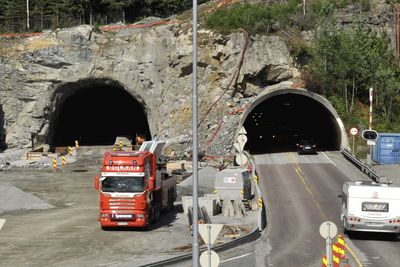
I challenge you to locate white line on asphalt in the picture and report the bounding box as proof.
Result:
[219,252,255,263]
[321,152,336,166]
[0,219,6,231]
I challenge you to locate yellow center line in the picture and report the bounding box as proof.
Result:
[286,152,364,267]
[286,152,327,220]
[345,244,364,267]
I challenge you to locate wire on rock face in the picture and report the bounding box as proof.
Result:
[180,29,249,156]
[197,28,249,129]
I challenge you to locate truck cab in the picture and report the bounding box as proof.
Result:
[94,141,176,229]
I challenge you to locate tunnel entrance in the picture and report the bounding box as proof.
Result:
[49,85,150,148]
[243,91,343,154]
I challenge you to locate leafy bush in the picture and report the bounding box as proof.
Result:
[205,1,300,34]
[307,24,400,131]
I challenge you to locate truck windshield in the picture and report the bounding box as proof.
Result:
[102,176,144,193]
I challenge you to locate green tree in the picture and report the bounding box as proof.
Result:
[101,0,135,24]
[307,24,400,130]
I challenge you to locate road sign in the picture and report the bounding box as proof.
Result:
[319,221,337,239]
[367,140,376,146]
[233,142,243,153]
[362,130,378,141]
[200,250,220,267]
[0,219,5,231]
[199,224,223,246]
[238,127,247,135]
[235,152,248,166]
[235,134,247,152]
[350,127,358,136]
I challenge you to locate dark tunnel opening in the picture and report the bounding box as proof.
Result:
[244,94,341,154]
[50,85,150,148]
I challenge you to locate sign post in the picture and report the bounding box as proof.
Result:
[199,224,223,267]
[319,221,337,267]
[349,127,358,155]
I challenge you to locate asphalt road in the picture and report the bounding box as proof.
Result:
[254,152,400,267]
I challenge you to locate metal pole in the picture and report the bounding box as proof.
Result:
[192,0,199,266]
[369,88,373,130]
[208,225,211,267]
[26,0,30,30]
[368,87,373,166]
[352,135,355,155]
[326,223,332,267]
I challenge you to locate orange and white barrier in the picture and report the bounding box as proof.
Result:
[52,158,57,171]
[322,235,350,267]
[67,146,73,156]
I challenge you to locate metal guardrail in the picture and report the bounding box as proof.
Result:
[341,148,384,183]
[139,227,261,267]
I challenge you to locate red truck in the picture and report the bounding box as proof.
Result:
[94,141,176,229]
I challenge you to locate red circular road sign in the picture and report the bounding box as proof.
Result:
[350,127,358,136]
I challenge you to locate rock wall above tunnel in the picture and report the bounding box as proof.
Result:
[0,23,298,155]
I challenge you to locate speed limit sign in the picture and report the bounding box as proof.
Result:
[350,127,358,136]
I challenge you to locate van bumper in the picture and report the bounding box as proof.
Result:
[344,220,400,233]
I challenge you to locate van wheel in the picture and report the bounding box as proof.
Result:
[342,220,348,235]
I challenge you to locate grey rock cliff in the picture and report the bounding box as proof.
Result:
[0,23,296,156]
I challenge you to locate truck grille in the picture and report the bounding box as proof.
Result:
[107,198,145,210]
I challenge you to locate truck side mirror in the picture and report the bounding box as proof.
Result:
[94,175,100,190]
[148,178,155,190]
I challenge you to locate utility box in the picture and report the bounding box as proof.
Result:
[214,168,251,201]
[372,133,400,165]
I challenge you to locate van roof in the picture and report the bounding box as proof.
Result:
[344,181,400,199]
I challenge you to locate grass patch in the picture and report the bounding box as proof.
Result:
[204,1,299,34]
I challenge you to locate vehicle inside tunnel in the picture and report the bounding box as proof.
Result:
[243,93,341,154]
[50,85,150,148]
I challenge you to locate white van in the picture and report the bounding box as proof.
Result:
[340,181,400,233]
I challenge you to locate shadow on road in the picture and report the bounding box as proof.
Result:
[347,231,400,242]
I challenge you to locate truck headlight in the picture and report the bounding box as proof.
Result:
[137,214,145,218]
[101,213,108,218]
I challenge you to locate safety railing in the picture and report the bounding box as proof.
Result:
[341,148,385,183]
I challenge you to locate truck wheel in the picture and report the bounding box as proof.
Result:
[167,192,174,212]
[156,206,161,221]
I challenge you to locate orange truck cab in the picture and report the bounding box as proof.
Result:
[94,141,176,229]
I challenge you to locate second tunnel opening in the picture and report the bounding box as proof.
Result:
[243,93,341,154]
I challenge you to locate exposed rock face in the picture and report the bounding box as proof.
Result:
[0,23,296,156]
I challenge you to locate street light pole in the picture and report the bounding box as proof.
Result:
[191,0,199,266]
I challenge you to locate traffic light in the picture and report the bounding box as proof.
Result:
[362,130,378,140]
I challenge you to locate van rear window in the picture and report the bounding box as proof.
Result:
[362,202,389,212]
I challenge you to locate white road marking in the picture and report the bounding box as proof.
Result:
[220,252,255,263]
[321,152,336,166]
[0,219,6,231]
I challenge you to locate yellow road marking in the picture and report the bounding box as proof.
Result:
[287,152,326,219]
[286,152,364,267]
[345,243,364,267]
